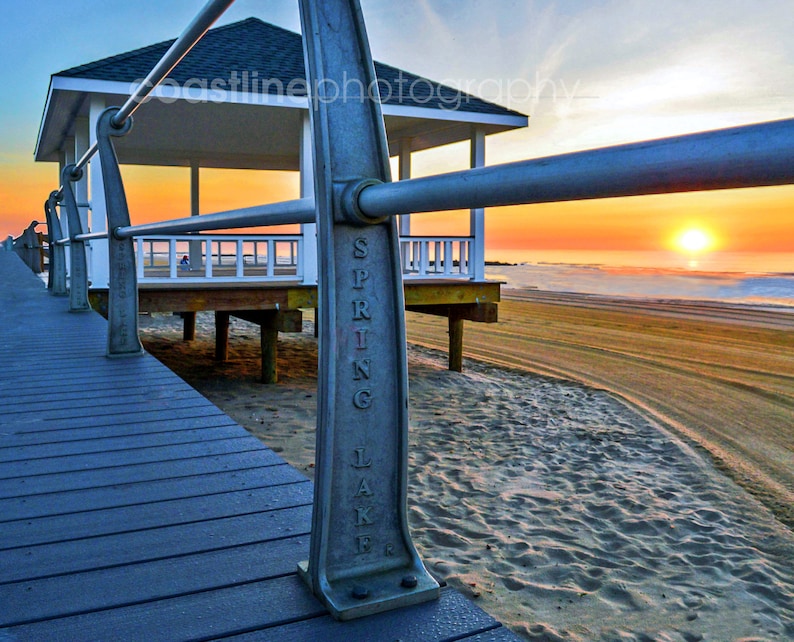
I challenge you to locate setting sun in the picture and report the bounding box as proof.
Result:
[676,228,713,253]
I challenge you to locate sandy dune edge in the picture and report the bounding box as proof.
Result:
[140,308,794,641]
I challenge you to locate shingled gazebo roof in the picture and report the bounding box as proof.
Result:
[36,17,528,169]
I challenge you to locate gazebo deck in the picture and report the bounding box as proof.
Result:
[86,278,500,380]
[0,251,519,641]
[93,278,501,313]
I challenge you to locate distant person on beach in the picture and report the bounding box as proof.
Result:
[179,255,191,271]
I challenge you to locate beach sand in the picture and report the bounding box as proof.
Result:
[407,290,794,531]
[140,300,794,641]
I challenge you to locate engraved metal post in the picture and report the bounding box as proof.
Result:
[44,192,67,296]
[60,165,91,312]
[96,107,143,357]
[296,0,439,619]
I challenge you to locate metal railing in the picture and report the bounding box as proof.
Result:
[8,223,46,274]
[36,0,794,624]
[135,234,303,283]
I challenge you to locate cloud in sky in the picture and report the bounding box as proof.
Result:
[364,0,793,159]
[1,0,792,245]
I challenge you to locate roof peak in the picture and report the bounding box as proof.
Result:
[55,16,525,119]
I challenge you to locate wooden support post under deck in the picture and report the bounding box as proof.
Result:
[182,311,196,341]
[259,311,279,384]
[227,309,302,384]
[448,313,464,372]
[215,311,230,361]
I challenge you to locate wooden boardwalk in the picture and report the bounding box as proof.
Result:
[0,251,520,641]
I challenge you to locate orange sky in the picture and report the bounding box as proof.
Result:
[1,1,793,257]
[5,155,792,255]
[127,151,794,254]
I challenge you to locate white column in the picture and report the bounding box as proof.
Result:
[189,161,203,268]
[190,162,200,216]
[74,119,90,229]
[58,149,67,191]
[398,138,411,236]
[300,111,318,285]
[74,119,91,284]
[469,127,486,281]
[89,95,109,288]
[62,141,75,268]
[58,148,68,251]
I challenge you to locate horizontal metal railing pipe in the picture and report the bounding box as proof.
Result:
[112,197,316,238]
[358,118,794,217]
[72,142,99,177]
[111,0,234,128]
[74,231,109,241]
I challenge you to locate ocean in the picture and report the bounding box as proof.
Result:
[483,250,794,308]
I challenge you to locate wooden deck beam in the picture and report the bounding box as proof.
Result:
[91,281,499,315]
[405,302,498,323]
[406,303,498,372]
[90,280,501,375]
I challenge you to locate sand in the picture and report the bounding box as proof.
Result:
[407,290,794,530]
[139,303,794,641]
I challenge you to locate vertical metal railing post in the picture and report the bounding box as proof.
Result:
[45,193,67,296]
[297,0,439,620]
[60,165,91,311]
[96,107,143,357]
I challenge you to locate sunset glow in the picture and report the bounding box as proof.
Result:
[1,1,793,259]
[676,228,713,254]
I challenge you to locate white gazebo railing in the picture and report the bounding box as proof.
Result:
[134,234,303,283]
[400,236,472,279]
[126,233,473,284]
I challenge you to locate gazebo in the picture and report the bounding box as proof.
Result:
[35,17,528,288]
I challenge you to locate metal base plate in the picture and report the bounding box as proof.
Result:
[298,560,440,620]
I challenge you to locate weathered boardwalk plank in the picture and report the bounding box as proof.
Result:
[0,251,521,641]
[0,465,292,522]
[0,478,311,547]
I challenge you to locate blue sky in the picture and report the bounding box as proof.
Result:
[3,0,791,155]
[1,0,793,245]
